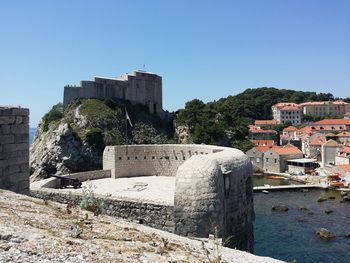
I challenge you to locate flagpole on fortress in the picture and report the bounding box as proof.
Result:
[125,107,133,144]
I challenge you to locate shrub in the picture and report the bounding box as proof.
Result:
[85,128,105,151]
[79,182,104,216]
[42,103,63,132]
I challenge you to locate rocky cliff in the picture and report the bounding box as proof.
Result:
[30,99,173,182]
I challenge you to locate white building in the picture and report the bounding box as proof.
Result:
[271,103,302,125]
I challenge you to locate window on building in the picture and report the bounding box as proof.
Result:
[266,158,269,162]
[274,158,277,163]
[256,157,260,163]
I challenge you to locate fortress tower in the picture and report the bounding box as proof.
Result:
[63,70,163,117]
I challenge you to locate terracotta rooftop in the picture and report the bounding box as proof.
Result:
[252,140,274,146]
[309,136,326,146]
[272,102,300,109]
[254,120,277,126]
[255,146,270,153]
[337,132,350,137]
[269,145,303,155]
[313,119,350,125]
[339,145,350,154]
[339,164,350,172]
[249,125,277,134]
[283,126,298,132]
[299,100,348,106]
[297,126,313,135]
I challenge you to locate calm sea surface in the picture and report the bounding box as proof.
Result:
[29,128,36,145]
[253,175,350,263]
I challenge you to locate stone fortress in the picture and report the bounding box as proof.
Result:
[63,70,163,117]
[31,144,254,252]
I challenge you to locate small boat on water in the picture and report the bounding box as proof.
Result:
[266,175,285,180]
[262,190,269,194]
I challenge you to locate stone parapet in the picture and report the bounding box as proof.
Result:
[30,188,174,233]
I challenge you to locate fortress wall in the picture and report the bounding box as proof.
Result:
[63,71,163,116]
[30,188,174,233]
[0,107,29,194]
[103,144,218,178]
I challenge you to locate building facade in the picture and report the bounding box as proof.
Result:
[64,70,163,117]
[300,100,350,117]
[271,103,302,125]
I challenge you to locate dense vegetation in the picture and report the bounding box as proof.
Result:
[175,88,337,151]
[41,88,342,153]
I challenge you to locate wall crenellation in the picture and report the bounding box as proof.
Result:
[0,106,29,194]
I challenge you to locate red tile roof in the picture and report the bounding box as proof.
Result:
[314,119,350,125]
[252,140,274,146]
[272,102,300,108]
[309,136,326,146]
[255,146,270,153]
[269,145,303,155]
[339,165,350,172]
[339,145,350,154]
[337,132,350,137]
[300,100,348,106]
[254,120,277,125]
[249,125,277,134]
[283,126,298,132]
[297,126,313,135]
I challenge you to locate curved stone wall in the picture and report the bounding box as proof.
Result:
[103,144,253,252]
[103,144,216,178]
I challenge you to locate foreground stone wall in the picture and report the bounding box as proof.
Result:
[30,188,174,232]
[0,107,29,193]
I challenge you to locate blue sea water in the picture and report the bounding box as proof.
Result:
[29,128,36,145]
[253,181,350,263]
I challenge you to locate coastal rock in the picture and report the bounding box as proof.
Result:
[316,228,335,240]
[298,207,310,212]
[328,196,336,200]
[317,197,327,202]
[340,191,347,197]
[324,209,333,214]
[30,122,100,182]
[342,196,350,202]
[272,205,288,212]
[345,232,350,238]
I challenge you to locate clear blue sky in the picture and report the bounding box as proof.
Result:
[0,0,349,127]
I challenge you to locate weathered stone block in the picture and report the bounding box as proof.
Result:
[0,116,15,124]
[10,124,29,134]
[0,135,14,144]
[0,125,11,134]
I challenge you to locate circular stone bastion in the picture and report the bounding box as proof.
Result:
[31,144,254,252]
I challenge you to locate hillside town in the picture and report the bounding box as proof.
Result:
[246,100,350,189]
